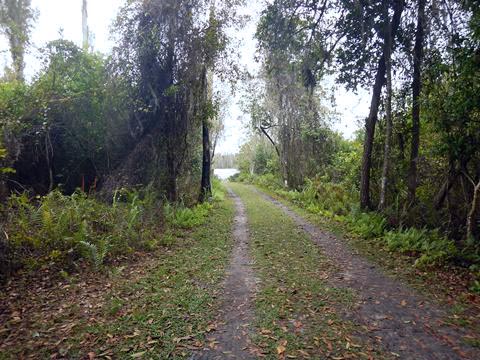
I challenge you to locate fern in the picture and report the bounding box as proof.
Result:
[384,228,457,267]
[346,210,386,239]
[79,239,110,268]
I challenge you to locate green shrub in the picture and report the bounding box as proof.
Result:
[79,239,111,269]
[346,209,387,239]
[254,173,285,191]
[470,280,480,294]
[241,174,354,218]
[384,228,457,267]
[211,177,226,201]
[0,188,161,278]
[301,178,351,215]
[162,179,224,230]
[234,172,255,183]
[460,237,480,265]
[164,202,212,229]
[0,181,222,280]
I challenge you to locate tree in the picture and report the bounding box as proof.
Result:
[82,0,89,50]
[199,68,213,202]
[10,40,109,194]
[200,4,228,202]
[0,0,36,82]
[423,32,480,239]
[379,0,393,211]
[256,1,364,189]
[102,0,241,202]
[407,0,427,205]
[255,0,406,207]
[358,0,405,209]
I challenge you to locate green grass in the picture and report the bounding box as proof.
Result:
[78,198,235,359]
[0,189,235,359]
[229,182,386,359]
[248,182,480,340]
[242,174,468,269]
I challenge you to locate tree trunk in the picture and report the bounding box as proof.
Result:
[166,148,177,202]
[9,35,24,82]
[259,126,281,158]
[467,180,480,241]
[164,20,177,203]
[200,118,212,202]
[200,67,213,202]
[360,0,405,209]
[82,0,89,50]
[433,159,457,210]
[45,131,54,192]
[210,130,219,164]
[379,2,393,211]
[407,0,426,205]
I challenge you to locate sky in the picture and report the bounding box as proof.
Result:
[0,0,124,79]
[0,0,369,155]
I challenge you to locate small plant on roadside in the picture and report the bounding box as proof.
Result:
[384,227,457,267]
[164,202,212,229]
[470,280,480,294]
[346,208,386,239]
[0,187,162,277]
[79,239,111,269]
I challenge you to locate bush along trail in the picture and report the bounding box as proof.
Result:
[2,181,480,359]
[0,186,236,359]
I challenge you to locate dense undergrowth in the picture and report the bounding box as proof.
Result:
[0,181,234,359]
[0,180,223,283]
[234,173,480,273]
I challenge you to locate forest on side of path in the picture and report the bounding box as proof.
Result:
[235,0,480,283]
[0,0,243,281]
[0,0,479,358]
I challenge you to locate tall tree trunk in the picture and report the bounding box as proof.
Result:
[259,126,281,158]
[82,0,89,50]
[200,118,212,201]
[360,61,385,209]
[210,130,219,164]
[360,0,405,209]
[45,131,54,192]
[200,67,213,202]
[379,2,393,211]
[9,34,24,82]
[407,0,426,205]
[165,32,177,202]
[0,0,36,82]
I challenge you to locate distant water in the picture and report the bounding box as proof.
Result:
[214,168,239,180]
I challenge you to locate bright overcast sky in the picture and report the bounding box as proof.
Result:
[0,0,368,155]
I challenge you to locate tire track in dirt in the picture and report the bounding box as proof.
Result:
[255,187,480,360]
[193,188,258,359]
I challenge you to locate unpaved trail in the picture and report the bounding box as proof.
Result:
[255,187,480,360]
[194,188,257,359]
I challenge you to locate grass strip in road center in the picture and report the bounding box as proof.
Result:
[229,182,387,359]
